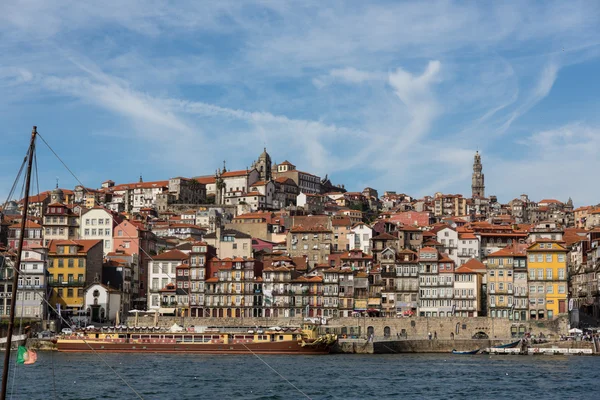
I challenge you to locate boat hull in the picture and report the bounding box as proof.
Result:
[451,349,479,355]
[57,340,331,355]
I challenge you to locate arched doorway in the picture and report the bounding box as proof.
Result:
[367,326,375,338]
[472,331,489,339]
[384,326,391,337]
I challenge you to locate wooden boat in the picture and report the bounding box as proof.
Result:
[57,324,337,355]
[451,349,479,355]
[492,339,521,349]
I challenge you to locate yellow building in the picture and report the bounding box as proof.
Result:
[526,240,568,320]
[48,240,103,314]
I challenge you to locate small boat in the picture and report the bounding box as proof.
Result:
[492,340,521,349]
[452,349,479,355]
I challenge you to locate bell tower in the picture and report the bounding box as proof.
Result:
[254,147,272,181]
[471,151,485,198]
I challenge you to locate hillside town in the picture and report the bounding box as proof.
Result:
[0,149,598,326]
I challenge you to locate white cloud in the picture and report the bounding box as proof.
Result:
[0,1,599,202]
[489,123,600,205]
[388,60,442,153]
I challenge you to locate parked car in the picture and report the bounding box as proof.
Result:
[37,330,55,339]
[61,328,73,335]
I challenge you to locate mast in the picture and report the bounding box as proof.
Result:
[1,126,37,400]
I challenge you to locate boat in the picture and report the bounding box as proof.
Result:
[451,349,479,355]
[56,323,337,354]
[492,339,521,349]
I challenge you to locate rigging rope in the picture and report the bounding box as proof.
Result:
[0,262,145,400]
[33,131,311,400]
[6,153,30,400]
[4,134,145,399]
[241,344,312,399]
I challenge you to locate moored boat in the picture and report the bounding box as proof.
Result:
[492,339,521,349]
[57,324,337,354]
[451,349,479,355]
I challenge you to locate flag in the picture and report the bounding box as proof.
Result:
[24,349,37,365]
[16,346,37,365]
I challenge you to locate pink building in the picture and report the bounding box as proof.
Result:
[113,219,157,308]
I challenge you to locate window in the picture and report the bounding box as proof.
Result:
[105,229,110,236]
[537,255,543,262]
[67,288,73,297]
[558,254,565,263]
[91,229,97,235]
[98,218,104,225]
[490,270,495,277]
[530,285,536,294]
[546,254,552,263]
[529,270,535,279]
[537,269,543,279]
[118,230,123,237]
[558,285,565,294]
[78,274,84,282]
[529,254,535,262]
[558,269,565,280]
[546,285,553,294]
[546,269,552,280]
[84,229,90,236]
[233,243,237,249]
[68,259,74,268]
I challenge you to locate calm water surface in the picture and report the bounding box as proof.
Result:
[3,352,599,399]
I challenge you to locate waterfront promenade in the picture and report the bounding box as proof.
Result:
[127,315,568,341]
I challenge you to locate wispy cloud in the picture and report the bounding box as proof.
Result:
[0,1,599,204]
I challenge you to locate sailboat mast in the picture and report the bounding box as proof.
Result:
[1,126,37,400]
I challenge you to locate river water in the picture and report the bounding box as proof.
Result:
[2,352,599,399]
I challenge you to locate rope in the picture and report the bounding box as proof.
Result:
[0,260,145,400]
[50,349,57,400]
[241,344,312,399]
[36,132,189,312]
[3,134,145,399]
[9,275,26,400]
[9,157,30,400]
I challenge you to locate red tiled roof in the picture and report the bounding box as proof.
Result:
[152,249,189,260]
[461,258,486,272]
[48,239,102,253]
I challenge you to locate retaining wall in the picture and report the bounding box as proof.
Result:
[129,315,569,340]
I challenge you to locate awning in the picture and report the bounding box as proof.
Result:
[159,307,176,314]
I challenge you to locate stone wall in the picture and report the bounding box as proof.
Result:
[373,339,504,354]
[128,315,569,339]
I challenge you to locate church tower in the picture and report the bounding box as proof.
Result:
[253,148,272,181]
[471,151,485,198]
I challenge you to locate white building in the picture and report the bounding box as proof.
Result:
[436,227,458,263]
[80,207,119,255]
[248,180,276,208]
[84,282,123,323]
[457,232,480,265]
[453,261,483,317]
[347,223,373,254]
[15,247,49,319]
[147,249,189,311]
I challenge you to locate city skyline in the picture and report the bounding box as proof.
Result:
[1,1,600,204]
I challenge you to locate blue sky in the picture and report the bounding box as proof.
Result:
[1,1,600,205]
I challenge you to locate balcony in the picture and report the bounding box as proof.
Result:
[17,284,46,290]
[161,302,178,307]
[49,281,85,287]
